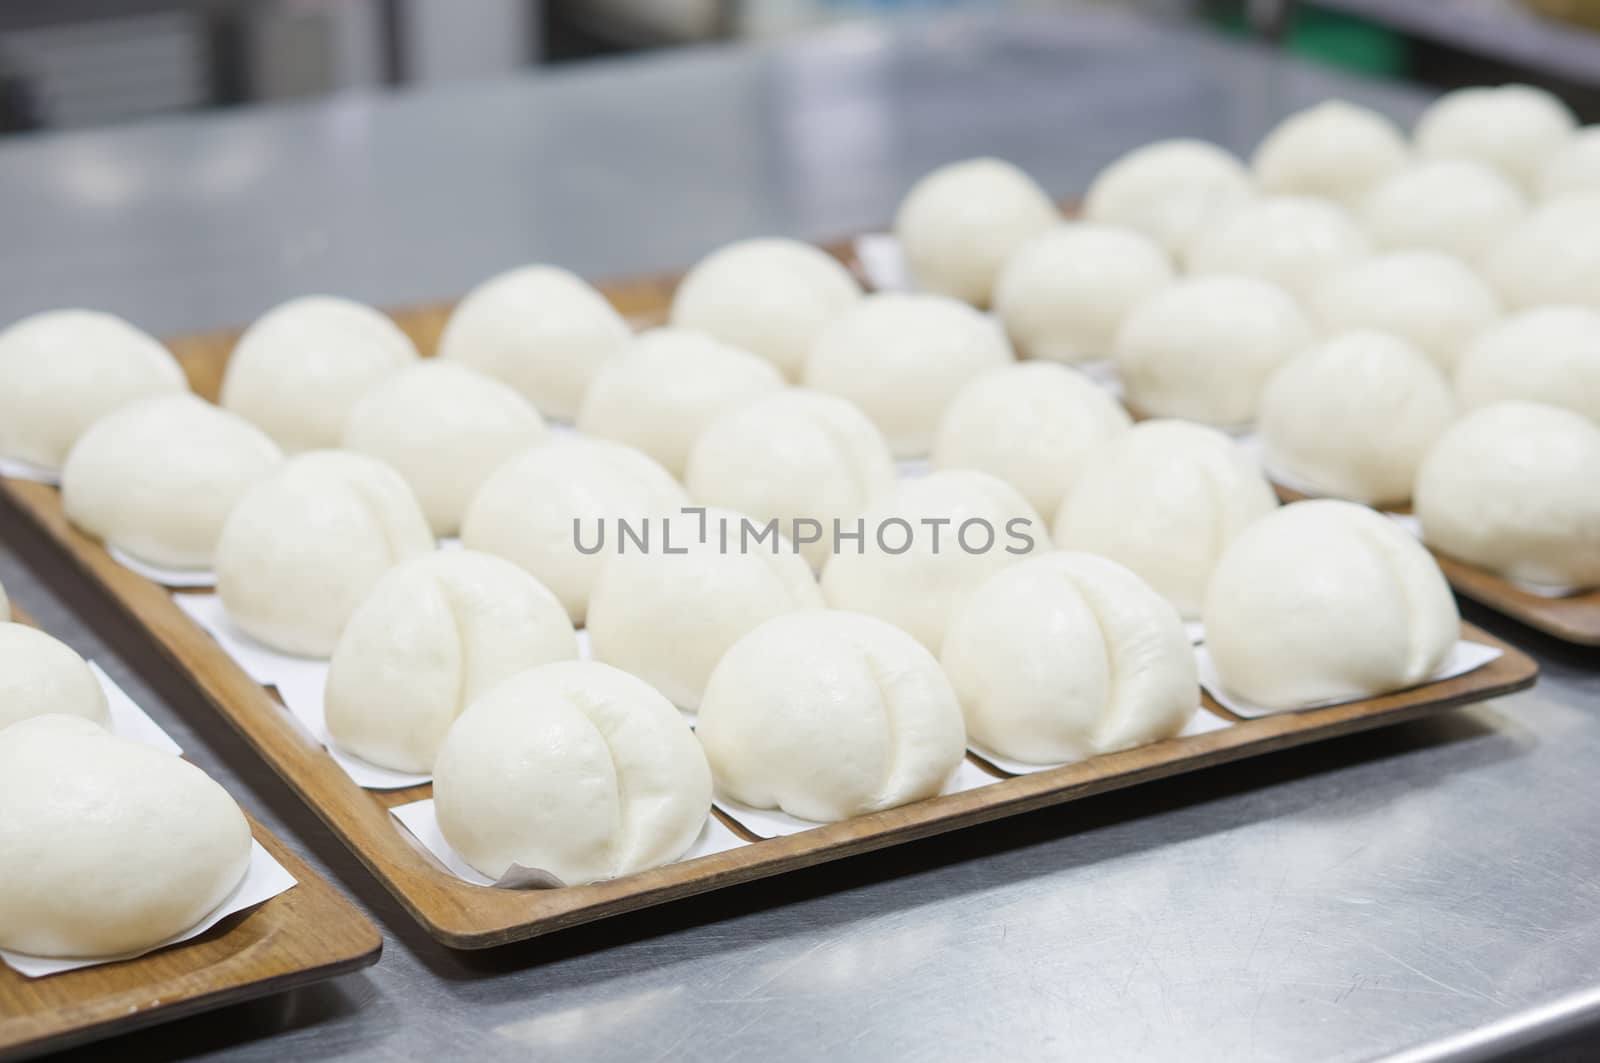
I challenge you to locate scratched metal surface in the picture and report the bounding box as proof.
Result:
[2,7,1598,1061]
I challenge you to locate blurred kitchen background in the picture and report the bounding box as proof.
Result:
[1,0,1597,135]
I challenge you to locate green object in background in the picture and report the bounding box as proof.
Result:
[1207,3,1409,77]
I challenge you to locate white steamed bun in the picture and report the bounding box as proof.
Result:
[805,292,1013,457]
[1361,160,1527,262]
[697,610,966,822]
[219,296,417,453]
[992,222,1174,364]
[1204,500,1459,710]
[0,310,186,470]
[62,394,281,570]
[341,360,545,536]
[1309,250,1501,371]
[685,390,895,569]
[437,265,631,420]
[1054,420,1277,618]
[1082,139,1254,254]
[0,715,251,958]
[0,623,110,732]
[943,552,1196,764]
[324,550,578,774]
[1455,306,1600,422]
[1185,196,1372,301]
[1415,84,1578,192]
[820,470,1043,653]
[577,327,785,478]
[215,450,434,657]
[1251,99,1409,206]
[1482,197,1600,310]
[669,237,861,380]
[460,437,688,625]
[1414,401,1600,589]
[1258,330,1455,505]
[1539,126,1600,201]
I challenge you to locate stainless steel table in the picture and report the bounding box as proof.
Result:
[2,7,1597,1061]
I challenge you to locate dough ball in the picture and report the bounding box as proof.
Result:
[1309,250,1501,371]
[437,265,631,420]
[1360,159,1527,263]
[1082,138,1255,254]
[1185,196,1371,301]
[1482,197,1600,310]
[1114,274,1314,427]
[1259,330,1455,505]
[1203,500,1459,710]
[697,610,966,822]
[1054,420,1277,618]
[220,296,417,454]
[992,222,1174,363]
[0,310,186,470]
[942,552,1197,764]
[433,661,711,884]
[685,390,895,570]
[893,157,1059,307]
[1414,401,1600,589]
[804,292,1013,457]
[1539,126,1600,201]
[0,623,110,731]
[587,507,822,710]
[577,327,785,478]
[215,450,434,657]
[342,361,545,536]
[669,237,862,380]
[0,715,251,958]
[1415,84,1578,192]
[931,362,1132,524]
[820,470,1044,653]
[460,437,688,624]
[1252,99,1409,206]
[325,550,579,773]
[1455,306,1600,422]
[62,394,282,570]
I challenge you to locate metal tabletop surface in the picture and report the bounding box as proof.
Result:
[2,7,1597,1062]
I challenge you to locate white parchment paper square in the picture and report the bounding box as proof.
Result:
[108,544,216,589]
[390,800,748,887]
[1196,638,1502,719]
[0,456,60,484]
[968,706,1235,777]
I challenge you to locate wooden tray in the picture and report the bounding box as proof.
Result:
[1274,487,1600,646]
[0,610,382,1062]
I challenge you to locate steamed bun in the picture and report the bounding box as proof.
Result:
[1203,501,1458,709]
[586,507,823,710]
[669,238,861,380]
[805,292,1013,457]
[215,450,434,657]
[1414,401,1600,589]
[820,470,1044,653]
[1454,306,1600,422]
[577,327,785,478]
[324,550,579,773]
[943,552,1196,764]
[341,361,545,536]
[437,265,631,420]
[1415,84,1577,192]
[992,222,1174,364]
[0,715,252,958]
[460,437,688,624]
[1114,274,1315,426]
[1539,126,1600,201]
[219,296,417,453]
[1361,160,1527,262]
[1251,100,1408,206]
[1082,139,1254,254]
[1258,330,1455,505]
[62,394,282,569]
[893,157,1059,307]
[697,610,966,822]
[0,310,186,470]
[0,623,110,732]
[1185,196,1372,301]
[1482,197,1600,310]
[1054,420,1277,618]
[931,363,1131,524]
[1309,250,1501,371]
[685,390,895,569]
